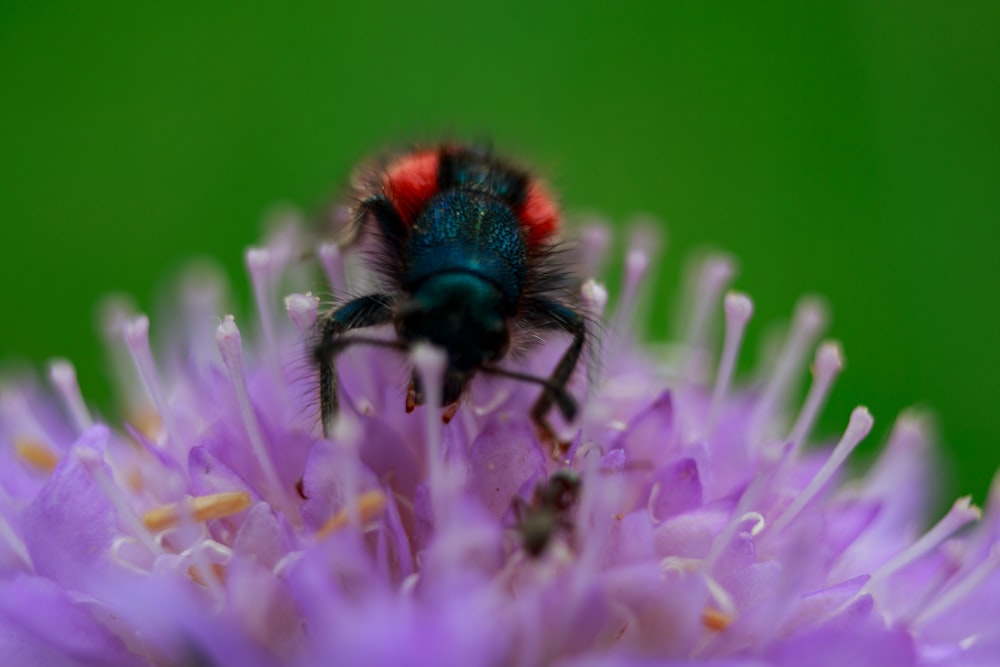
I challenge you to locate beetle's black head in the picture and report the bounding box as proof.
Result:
[397,271,511,384]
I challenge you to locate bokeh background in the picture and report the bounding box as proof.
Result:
[2,3,998,502]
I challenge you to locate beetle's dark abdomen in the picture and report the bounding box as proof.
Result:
[403,189,527,309]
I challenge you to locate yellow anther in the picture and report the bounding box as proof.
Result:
[142,491,252,532]
[187,563,227,587]
[316,490,388,538]
[126,468,144,492]
[701,607,732,632]
[14,438,59,472]
[128,406,163,441]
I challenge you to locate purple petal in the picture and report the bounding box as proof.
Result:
[0,575,144,667]
[21,426,119,594]
[646,458,704,521]
[615,390,677,466]
[765,621,916,667]
[467,415,547,517]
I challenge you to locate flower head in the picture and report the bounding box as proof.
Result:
[1,219,998,666]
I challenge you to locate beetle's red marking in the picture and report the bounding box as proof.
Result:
[383,151,440,226]
[518,181,560,247]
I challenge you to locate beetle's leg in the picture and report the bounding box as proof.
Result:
[526,301,587,453]
[314,295,397,437]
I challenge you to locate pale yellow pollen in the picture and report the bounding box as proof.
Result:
[187,563,227,587]
[316,490,388,538]
[701,607,732,631]
[14,438,59,472]
[128,406,163,441]
[126,468,144,492]
[142,491,252,532]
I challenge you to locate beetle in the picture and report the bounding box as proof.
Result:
[511,469,582,557]
[313,144,587,442]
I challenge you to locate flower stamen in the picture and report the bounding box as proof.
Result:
[867,496,982,589]
[751,298,827,442]
[708,291,753,430]
[14,437,59,472]
[142,491,252,532]
[187,562,228,587]
[786,341,844,451]
[285,292,320,333]
[216,316,290,511]
[246,248,280,370]
[682,254,735,380]
[701,607,732,632]
[124,315,173,442]
[316,489,388,538]
[912,544,1000,628]
[768,406,873,536]
[48,359,93,433]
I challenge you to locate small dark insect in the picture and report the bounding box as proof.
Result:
[512,469,583,557]
[313,144,587,441]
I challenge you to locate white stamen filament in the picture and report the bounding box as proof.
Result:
[684,255,736,356]
[179,264,229,373]
[786,341,844,450]
[768,407,873,536]
[412,344,449,523]
[867,496,982,589]
[285,292,320,333]
[98,297,152,417]
[246,248,280,373]
[752,297,828,439]
[48,359,93,433]
[913,544,1000,628]
[612,248,650,336]
[708,292,753,429]
[646,482,664,524]
[215,316,290,514]
[75,444,163,556]
[704,474,769,571]
[579,222,612,280]
[124,315,177,442]
[182,538,233,601]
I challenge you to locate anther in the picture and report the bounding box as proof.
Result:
[316,489,388,538]
[142,491,253,532]
[701,607,732,632]
[188,563,228,587]
[14,438,59,472]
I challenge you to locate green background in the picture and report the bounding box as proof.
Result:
[2,3,998,502]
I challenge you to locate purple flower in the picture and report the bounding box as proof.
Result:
[1,219,998,667]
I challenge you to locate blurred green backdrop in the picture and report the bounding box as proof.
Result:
[2,3,998,501]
